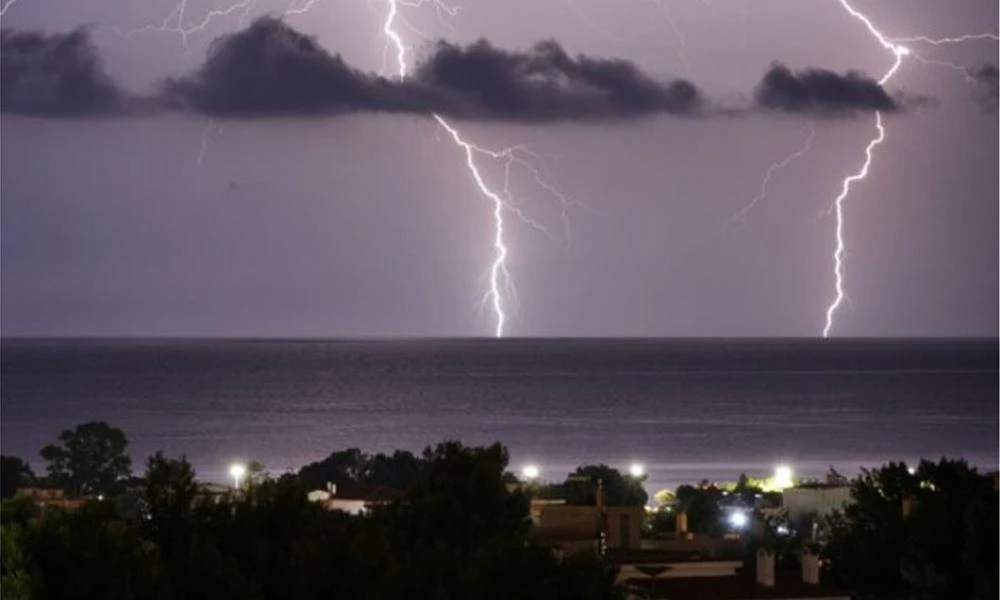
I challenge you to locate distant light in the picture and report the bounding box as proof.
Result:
[97,494,104,501]
[522,464,540,480]
[230,462,246,489]
[773,465,794,490]
[629,463,645,477]
[907,467,916,475]
[728,511,748,529]
[776,525,790,535]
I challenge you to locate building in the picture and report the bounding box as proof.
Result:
[529,481,644,556]
[782,484,852,521]
[14,487,88,511]
[620,550,849,600]
[308,483,404,514]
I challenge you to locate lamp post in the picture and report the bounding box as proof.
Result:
[229,462,246,491]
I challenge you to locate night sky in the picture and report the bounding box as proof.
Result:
[2,0,997,337]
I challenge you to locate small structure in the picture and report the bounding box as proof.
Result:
[782,484,852,520]
[308,483,403,515]
[15,487,88,511]
[621,547,849,599]
[530,480,644,556]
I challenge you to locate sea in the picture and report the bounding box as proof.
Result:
[1,338,997,492]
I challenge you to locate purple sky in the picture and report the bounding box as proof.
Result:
[2,0,997,337]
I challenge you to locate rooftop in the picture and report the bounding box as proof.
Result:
[625,572,849,600]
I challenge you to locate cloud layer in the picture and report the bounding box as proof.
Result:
[1,19,919,122]
[1,27,123,115]
[972,64,998,112]
[163,18,702,120]
[754,63,898,115]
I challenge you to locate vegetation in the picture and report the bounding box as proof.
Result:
[1,455,36,499]
[823,459,998,600]
[2,429,623,600]
[298,447,423,490]
[39,422,132,496]
[4,421,996,599]
[536,464,648,507]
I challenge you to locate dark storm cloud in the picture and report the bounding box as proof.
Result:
[2,19,935,122]
[413,38,701,119]
[0,27,123,115]
[159,18,429,116]
[754,63,899,116]
[162,17,702,120]
[972,64,998,112]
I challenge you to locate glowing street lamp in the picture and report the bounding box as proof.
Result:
[728,511,748,529]
[229,462,246,490]
[522,464,540,480]
[629,463,645,478]
[773,465,794,490]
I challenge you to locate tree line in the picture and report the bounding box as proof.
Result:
[1,422,622,600]
[2,421,996,600]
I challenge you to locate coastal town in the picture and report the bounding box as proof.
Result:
[3,421,996,599]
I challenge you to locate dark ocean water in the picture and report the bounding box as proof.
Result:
[1,338,997,491]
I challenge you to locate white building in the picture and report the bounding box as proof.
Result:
[782,484,852,520]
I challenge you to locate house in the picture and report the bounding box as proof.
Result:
[620,549,850,600]
[529,483,644,556]
[308,483,404,514]
[782,484,852,521]
[15,487,88,511]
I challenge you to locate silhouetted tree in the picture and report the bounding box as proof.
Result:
[39,422,131,496]
[142,452,198,549]
[823,459,998,600]
[297,448,369,489]
[367,450,421,489]
[675,484,722,534]
[561,464,648,507]
[1,455,35,499]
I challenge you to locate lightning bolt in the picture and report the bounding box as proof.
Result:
[120,0,322,54]
[122,0,255,55]
[649,0,692,75]
[0,0,19,18]
[820,1,910,338]
[730,122,816,226]
[381,0,576,337]
[887,33,999,45]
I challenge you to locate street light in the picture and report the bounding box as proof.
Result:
[773,464,794,490]
[629,463,645,477]
[728,511,748,529]
[522,464,540,480]
[230,462,246,490]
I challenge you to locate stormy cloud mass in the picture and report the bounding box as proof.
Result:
[973,64,998,112]
[0,27,123,115]
[754,62,898,115]
[1,17,927,121]
[168,17,705,120]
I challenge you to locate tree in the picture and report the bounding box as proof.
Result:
[1,456,35,499]
[653,488,675,506]
[367,450,421,489]
[298,448,423,491]
[298,448,368,489]
[379,441,622,599]
[674,484,722,534]
[823,459,998,600]
[40,422,132,496]
[142,452,199,548]
[561,464,648,507]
